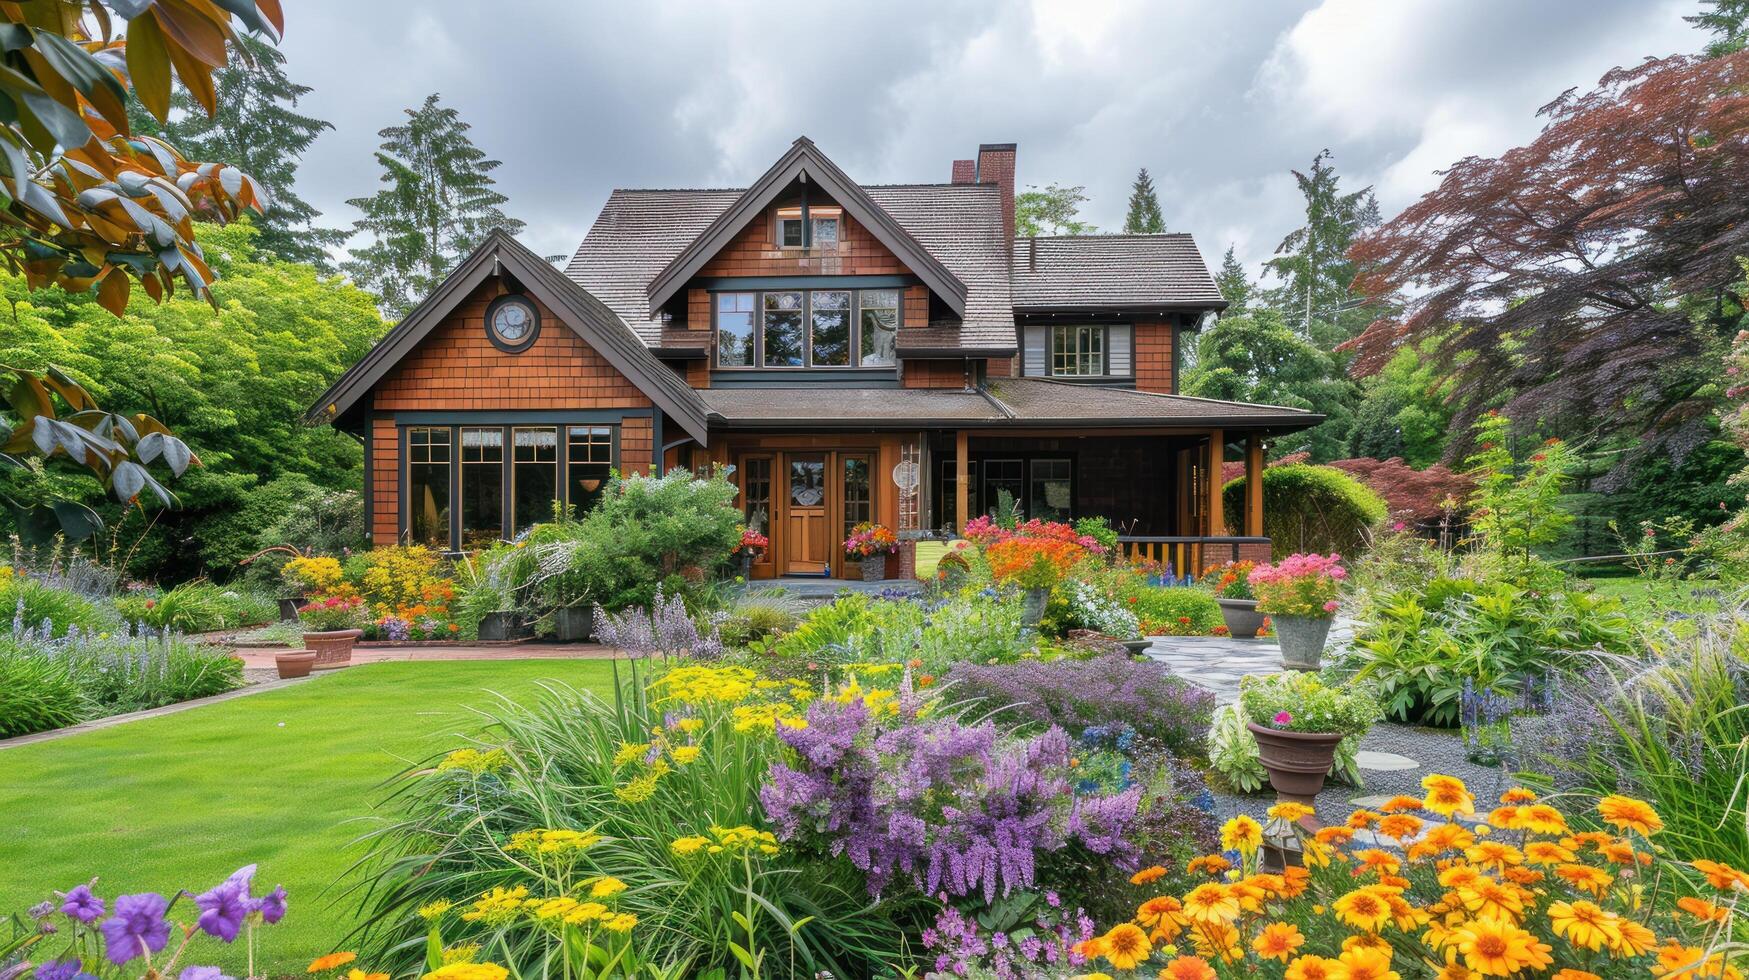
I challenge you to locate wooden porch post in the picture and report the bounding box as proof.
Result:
[1244,432,1265,537]
[955,429,970,534]
[1205,429,1226,536]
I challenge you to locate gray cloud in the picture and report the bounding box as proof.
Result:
[277,0,1703,281]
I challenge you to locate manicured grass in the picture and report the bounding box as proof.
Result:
[1581,575,1728,611]
[0,659,617,975]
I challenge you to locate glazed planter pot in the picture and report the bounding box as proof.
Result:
[274,650,317,679]
[1216,597,1266,639]
[1121,638,1154,656]
[554,606,593,643]
[301,628,362,670]
[1272,613,1333,671]
[1020,587,1050,630]
[1248,722,1344,805]
[277,596,303,622]
[861,556,888,582]
[478,612,522,642]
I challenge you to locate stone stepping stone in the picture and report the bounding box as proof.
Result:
[1354,750,1419,772]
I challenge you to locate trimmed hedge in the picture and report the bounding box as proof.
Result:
[1222,464,1388,559]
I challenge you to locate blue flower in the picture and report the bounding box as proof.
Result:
[34,959,83,980]
[99,893,171,965]
[59,884,104,924]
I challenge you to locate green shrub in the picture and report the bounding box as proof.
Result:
[716,589,804,649]
[1221,464,1388,559]
[0,577,113,636]
[0,651,88,738]
[116,582,278,633]
[0,628,240,736]
[1206,702,1366,792]
[1128,586,1222,635]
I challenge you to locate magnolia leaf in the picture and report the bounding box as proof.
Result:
[51,499,103,541]
[96,267,129,316]
[125,12,173,121]
[42,366,97,412]
[16,87,89,149]
[110,458,146,502]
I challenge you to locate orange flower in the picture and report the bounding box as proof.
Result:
[1347,809,1382,829]
[1333,885,1398,931]
[1676,896,1728,923]
[1500,787,1538,804]
[1692,859,1749,893]
[1615,919,1658,957]
[1596,795,1663,836]
[309,954,358,973]
[1284,955,1345,980]
[1464,841,1523,871]
[1377,814,1423,841]
[1524,841,1577,866]
[1422,774,1475,818]
[1552,971,1600,980]
[1187,854,1232,876]
[1099,923,1151,971]
[1252,922,1305,962]
[1354,848,1403,875]
[1517,804,1569,835]
[1554,863,1613,897]
[1182,883,1241,925]
[1453,918,1553,976]
[1161,954,1218,980]
[1130,864,1167,886]
[1137,896,1188,939]
[1381,794,1427,812]
[1279,865,1312,898]
[1315,826,1356,847]
[1339,944,1400,980]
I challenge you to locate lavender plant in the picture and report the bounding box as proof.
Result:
[945,654,1215,757]
[592,584,721,659]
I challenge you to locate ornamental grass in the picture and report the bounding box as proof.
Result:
[1066,776,1747,980]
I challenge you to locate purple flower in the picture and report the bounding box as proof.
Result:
[180,968,233,980]
[34,960,82,980]
[194,869,253,942]
[257,885,287,925]
[59,885,104,924]
[99,893,171,965]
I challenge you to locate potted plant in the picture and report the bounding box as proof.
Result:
[275,553,344,622]
[553,604,593,642]
[843,522,898,581]
[1241,672,1380,805]
[736,527,769,579]
[1248,553,1347,670]
[985,536,1084,629]
[1201,560,1265,638]
[297,595,367,669]
[274,649,317,679]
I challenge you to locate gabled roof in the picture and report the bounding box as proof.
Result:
[643,137,969,317]
[307,231,710,444]
[568,183,1016,354]
[1011,234,1227,312]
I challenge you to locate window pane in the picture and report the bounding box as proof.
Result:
[810,290,850,366]
[1051,326,1105,376]
[983,459,1024,518]
[407,427,451,549]
[763,292,803,367]
[566,425,613,517]
[715,292,755,367]
[744,457,772,535]
[512,427,558,533]
[860,289,899,367]
[1029,459,1073,522]
[459,427,503,549]
[780,218,803,247]
[789,458,825,507]
[811,217,839,246]
[843,456,871,541]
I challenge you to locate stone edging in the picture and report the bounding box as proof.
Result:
[0,675,314,750]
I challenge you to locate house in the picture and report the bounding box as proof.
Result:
[310,138,1321,579]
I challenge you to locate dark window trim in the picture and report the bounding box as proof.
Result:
[1036,323,1136,380]
[932,451,1078,525]
[484,294,541,353]
[714,287,904,372]
[393,409,650,424]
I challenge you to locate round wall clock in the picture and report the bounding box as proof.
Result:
[486,294,540,352]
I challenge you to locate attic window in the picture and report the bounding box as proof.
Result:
[774,206,840,249]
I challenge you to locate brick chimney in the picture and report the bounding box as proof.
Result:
[975,143,1016,241]
[950,159,976,183]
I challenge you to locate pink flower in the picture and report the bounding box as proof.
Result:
[1323,600,1340,613]
[1273,711,1293,726]
[1391,521,1407,532]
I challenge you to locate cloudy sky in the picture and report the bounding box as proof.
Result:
[277,0,1703,277]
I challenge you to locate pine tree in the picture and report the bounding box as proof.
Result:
[1122,167,1165,234]
[1688,0,1749,56]
[1263,149,1380,350]
[1213,245,1252,315]
[139,36,347,270]
[343,94,525,319]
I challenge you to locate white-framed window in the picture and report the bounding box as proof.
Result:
[775,205,840,248]
[775,207,805,248]
[1050,325,1105,376]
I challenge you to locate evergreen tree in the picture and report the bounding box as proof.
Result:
[1181,307,1357,460]
[1213,245,1253,315]
[137,36,346,270]
[1689,0,1749,56]
[343,94,525,319]
[1263,149,1380,350]
[1122,167,1165,234]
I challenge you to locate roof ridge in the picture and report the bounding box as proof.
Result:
[609,187,746,194]
[1022,232,1194,241]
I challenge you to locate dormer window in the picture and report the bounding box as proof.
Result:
[774,206,841,249]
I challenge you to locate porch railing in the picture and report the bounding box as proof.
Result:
[1115,536,1270,581]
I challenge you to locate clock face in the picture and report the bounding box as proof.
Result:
[492,299,532,341]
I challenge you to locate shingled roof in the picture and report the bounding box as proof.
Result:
[1010,234,1226,311]
[565,184,1017,355]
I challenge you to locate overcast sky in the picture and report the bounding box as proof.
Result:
[276,0,1703,278]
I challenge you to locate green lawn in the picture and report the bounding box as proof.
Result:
[0,659,616,975]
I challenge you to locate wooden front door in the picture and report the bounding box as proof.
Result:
[783,453,830,575]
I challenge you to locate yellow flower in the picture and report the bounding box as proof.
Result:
[1268,801,1316,823]
[671,835,711,856]
[1596,795,1663,836]
[345,970,387,980]
[1421,774,1475,818]
[588,877,627,899]
[1099,923,1151,970]
[1524,841,1577,866]
[308,953,358,973]
[1159,955,1218,980]
[530,897,578,921]
[505,828,603,856]
[436,748,508,774]
[1181,883,1240,924]
[612,742,651,767]
[562,903,608,926]
[1332,885,1398,932]
[614,771,662,804]
[460,886,528,925]
[675,717,703,734]
[1220,814,1263,855]
[1338,944,1400,980]
[1548,900,1623,953]
[1252,922,1305,962]
[671,745,701,765]
[1453,919,1553,977]
[440,945,480,965]
[602,913,638,933]
[1517,804,1568,835]
[416,900,453,921]
[421,965,509,980]
[1283,954,1345,980]
[1553,862,1613,897]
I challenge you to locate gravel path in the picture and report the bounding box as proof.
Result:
[1207,722,1517,827]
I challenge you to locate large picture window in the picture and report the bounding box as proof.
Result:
[407,427,451,549]
[715,287,906,369]
[512,427,558,534]
[459,427,504,550]
[1051,325,1105,376]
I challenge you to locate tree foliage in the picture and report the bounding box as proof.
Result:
[1122,167,1164,234]
[1345,340,1457,467]
[343,93,525,319]
[1220,464,1387,559]
[1213,245,1252,316]
[137,34,346,270]
[1182,307,1355,459]
[1014,182,1093,237]
[1689,0,1749,56]
[1263,149,1381,350]
[1348,53,1749,462]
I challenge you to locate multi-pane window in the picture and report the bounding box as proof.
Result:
[459,427,504,550]
[842,455,872,541]
[407,427,452,549]
[762,292,804,367]
[860,289,899,367]
[716,288,905,369]
[811,215,839,246]
[776,208,805,248]
[566,426,613,517]
[1029,459,1073,522]
[983,459,1025,518]
[1050,325,1105,376]
[775,206,839,248]
[715,293,755,367]
[511,427,558,534]
[743,457,772,535]
[810,291,851,366]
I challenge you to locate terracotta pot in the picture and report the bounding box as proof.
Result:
[1272,613,1333,671]
[302,628,362,669]
[1216,597,1266,639]
[274,650,317,679]
[861,556,887,582]
[554,606,593,642]
[1248,721,1344,805]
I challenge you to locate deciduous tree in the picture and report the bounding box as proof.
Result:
[1182,307,1356,460]
[1014,183,1093,237]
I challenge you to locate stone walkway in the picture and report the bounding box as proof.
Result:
[1142,619,1357,702]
